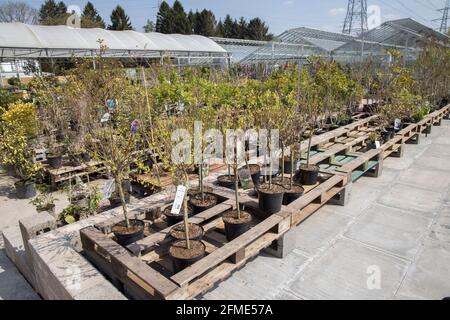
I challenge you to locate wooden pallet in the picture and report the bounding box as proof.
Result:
[81,172,345,300]
[334,147,383,183]
[78,105,448,300]
[46,160,107,188]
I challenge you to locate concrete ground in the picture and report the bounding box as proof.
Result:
[203,120,450,300]
[0,120,449,300]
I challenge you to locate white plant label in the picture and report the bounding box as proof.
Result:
[102,179,115,199]
[375,141,381,149]
[171,185,187,215]
[238,168,253,190]
[394,119,402,130]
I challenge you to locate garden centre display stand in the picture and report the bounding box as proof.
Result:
[3,104,449,300]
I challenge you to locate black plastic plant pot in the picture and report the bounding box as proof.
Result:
[299,165,320,186]
[222,210,252,242]
[258,186,285,216]
[169,223,204,241]
[283,185,305,206]
[164,206,194,226]
[249,166,261,188]
[14,181,36,199]
[47,154,63,169]
[81,153,91,162]
[112,219,145,247]
[367,141,377,150]
[189,192,218,214]
[382,128,395,142]
[169,240,206,274]
[283,159,300,175]
[109,193,131,207]
[239,164,261,188]
[217,175,236,189]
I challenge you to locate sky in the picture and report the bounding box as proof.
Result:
[1,0,447,34]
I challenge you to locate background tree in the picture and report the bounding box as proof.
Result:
[156,1,173,33]
[171,0,191,34]
[194,9,217,36]
[237,17,248,39]
[108,5,132,31]
[143,19,155,32]
[38,0,68,25]
[215,19,224,37]
[188,10,197,33]
[223,14,238,38]
[247,17,273,40]
[82,1,105,28]
[0,1,38,24]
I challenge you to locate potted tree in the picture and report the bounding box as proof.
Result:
[49,50,146,247]
[153,112,205,272]
[188,79,218,214]
[220,99,253,241]
[297,66,324,186]
[0,102,41,199]
[253,90,285,215]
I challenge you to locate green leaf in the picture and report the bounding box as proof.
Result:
[64,215,76,224]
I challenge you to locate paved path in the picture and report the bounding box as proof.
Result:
[203,120,450,300]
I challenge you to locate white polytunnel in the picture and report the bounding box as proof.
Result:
[0,22,229,64]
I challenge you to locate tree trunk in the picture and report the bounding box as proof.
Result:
[183,189,190,250]
[290,150,294,190]
[117,178,130,229]
[281,143,285,181]
[306,132,313,168]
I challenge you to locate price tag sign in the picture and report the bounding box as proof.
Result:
[171,185,187,215]
[239,168,254,191]
[103,179,115,200]
[375,141,381,149]
[394,119,402,131]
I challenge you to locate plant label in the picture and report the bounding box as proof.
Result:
[100,112,110,123]
[102,179,115,199]
[202,161,210,181]
[394,119,402,130]
[106,99,117,111]
[239,168,254,190]
[171,185,187,215]
[375,141,381,149]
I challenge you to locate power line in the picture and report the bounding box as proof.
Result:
[393,0,431,22]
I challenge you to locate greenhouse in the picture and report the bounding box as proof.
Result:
[0,22,229,66]
[215,18,449,65]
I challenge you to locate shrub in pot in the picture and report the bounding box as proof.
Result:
[0,102,41,198]
[30,185,57,215]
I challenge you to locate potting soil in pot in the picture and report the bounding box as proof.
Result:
[169,240,205,260]
[170,223,204,241]
[190,193,218,208]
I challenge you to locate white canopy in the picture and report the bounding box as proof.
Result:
[0,23,227,59]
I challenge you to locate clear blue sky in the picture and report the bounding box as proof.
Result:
[1,0,446,34]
